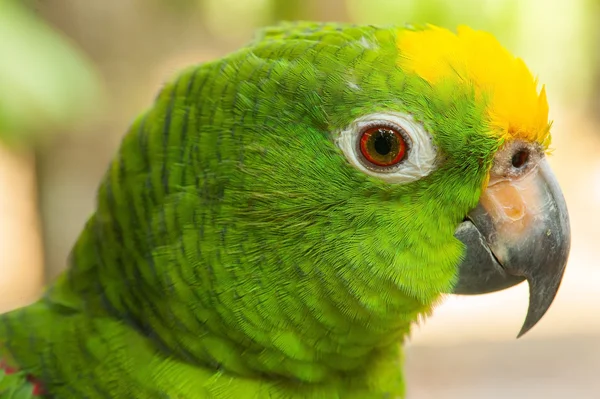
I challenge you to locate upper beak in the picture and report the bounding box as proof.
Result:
[451,158,571,337]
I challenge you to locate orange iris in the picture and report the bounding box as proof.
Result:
[359,126,406,167]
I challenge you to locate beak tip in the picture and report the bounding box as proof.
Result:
[516,325,531,339]
[516,316,540,339]
[515,275,565,339]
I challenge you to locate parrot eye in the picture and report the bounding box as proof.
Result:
[359,126,407,167]
[336,112,438,184]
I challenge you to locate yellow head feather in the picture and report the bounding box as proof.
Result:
[397,25,551,148]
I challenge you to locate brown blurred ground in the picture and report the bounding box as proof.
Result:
[405,334,600,398]
[0,146,44,312]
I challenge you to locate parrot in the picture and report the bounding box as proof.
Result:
[0,22,570,398]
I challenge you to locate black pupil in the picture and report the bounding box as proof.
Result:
[373,129,394,155]
[511,149,529,169]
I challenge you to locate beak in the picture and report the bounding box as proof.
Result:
[451,158,571,337]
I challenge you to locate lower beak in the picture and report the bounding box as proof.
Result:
[451,158,571,337]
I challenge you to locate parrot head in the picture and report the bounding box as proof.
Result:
[233,23,570,337]
[44,23,570,387]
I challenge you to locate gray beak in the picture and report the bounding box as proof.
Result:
[452,158,570,337]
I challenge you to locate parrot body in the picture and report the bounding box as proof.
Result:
[0,22,563,398]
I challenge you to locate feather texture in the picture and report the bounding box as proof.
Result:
[0,22,549,398]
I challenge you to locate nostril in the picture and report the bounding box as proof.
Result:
[511,149,530,169]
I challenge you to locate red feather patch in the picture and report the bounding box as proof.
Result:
[0,358,46,396]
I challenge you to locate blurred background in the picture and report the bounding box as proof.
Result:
[0,0,598,397]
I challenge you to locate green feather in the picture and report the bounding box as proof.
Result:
[0,22,499,398]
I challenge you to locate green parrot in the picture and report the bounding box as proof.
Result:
[0,22,570,398]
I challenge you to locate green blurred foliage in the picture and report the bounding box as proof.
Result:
[0,1,101,147]
[271,0,313,21]
[347,0,519,46]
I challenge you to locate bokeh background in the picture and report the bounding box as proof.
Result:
[1,0,599,397]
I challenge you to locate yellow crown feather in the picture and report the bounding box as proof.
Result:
[397,25,550,148]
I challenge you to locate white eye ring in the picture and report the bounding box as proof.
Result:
[335,112,438,184]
